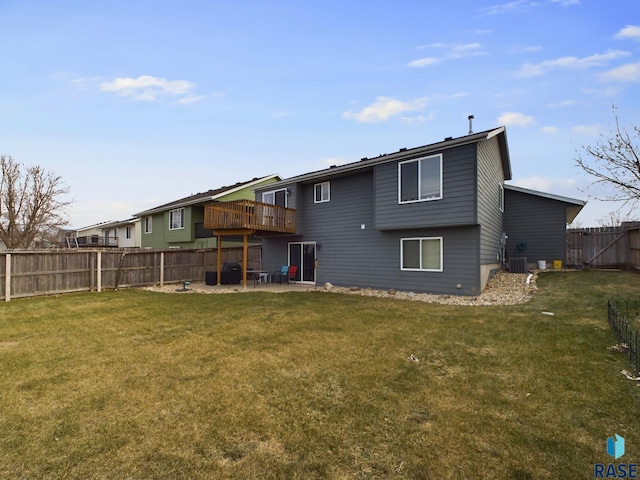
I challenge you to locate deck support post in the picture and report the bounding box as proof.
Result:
[217,235,222,286]
[242,234,248,289]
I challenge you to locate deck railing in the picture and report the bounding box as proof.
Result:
[204,200,296,234]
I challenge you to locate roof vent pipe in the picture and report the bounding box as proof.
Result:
[468,115,474,134]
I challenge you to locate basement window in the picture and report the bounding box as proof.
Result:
[401,237,443,271]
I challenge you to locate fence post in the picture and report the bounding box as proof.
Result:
[153,252,158,286]
[160,252,164,286]
[4,253,10,302]
[97,251,102,293]
[89,252,95,292]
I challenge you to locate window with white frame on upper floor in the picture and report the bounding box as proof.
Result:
[169,208,185,230]
[498,184,504,212]
[126,226,132,239]
[262,189,287,207]
[398,154,443,203]
[144,216,152,234]
[314,182,330,203]
[401,237,443,272]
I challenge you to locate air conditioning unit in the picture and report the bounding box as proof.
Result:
[509,257,528,273]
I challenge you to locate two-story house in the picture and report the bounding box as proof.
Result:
[134,175,280,250]
[98,218,141,248]
[206,127,585,295]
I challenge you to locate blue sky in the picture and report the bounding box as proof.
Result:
[1,0,639,228]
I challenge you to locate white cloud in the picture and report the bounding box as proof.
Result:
[508,45,543,54]
[599,61,640,83]
[541,126,559,134]
[582,86,623,97]
[97,75,196,102]
[175,95,206,105]
[544,100,575,108]
[484,1,530,15]
[484,0,559,15]
[343,96,429,123]
[408,57,441,67]
[449,43,483,56]
[400,113,436,125]
[513,50,630,77]
[572,124,601,136]
[497,112,535,127]
[409,43,484,67]
[615,25,640,40]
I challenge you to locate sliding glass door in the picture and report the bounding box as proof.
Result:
[288,242,316,283]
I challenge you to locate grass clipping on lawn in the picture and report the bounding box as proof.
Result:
[0,270,639,479]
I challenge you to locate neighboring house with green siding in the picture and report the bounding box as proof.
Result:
[134,175,280,249]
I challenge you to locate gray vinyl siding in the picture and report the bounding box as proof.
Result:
[262,226,481,295]
[504,189,568,264]
[261,170,482,295]
[477,137,506,264]
[374,144,477,230]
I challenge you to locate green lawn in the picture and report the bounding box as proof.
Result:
[1,271,639,479]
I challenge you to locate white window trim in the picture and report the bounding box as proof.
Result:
[398,154,443,204]
[314,181,330,203]
[400,237,443,272]
[169,208,185,230]
[144,216,152,234]
[262,188,288,207]
[498,184,505,212]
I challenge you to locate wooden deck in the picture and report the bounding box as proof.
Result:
[204,200,296,235]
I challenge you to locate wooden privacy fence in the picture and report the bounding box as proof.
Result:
[0,247,261,302]
[567,224,640,270]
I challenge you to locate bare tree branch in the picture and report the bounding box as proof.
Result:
[0,155,73,249]
[575,104,640,208]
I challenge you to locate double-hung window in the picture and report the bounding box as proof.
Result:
[144,216,152,234]
[314,182,330,203]
[401,237,443,271]
[169,208,185,230]
[398,154,442,203]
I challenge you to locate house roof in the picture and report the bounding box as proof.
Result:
[256,127,511,189]
[505,184,586,224]
[133,174,280,217]
[75,220,116,233]
[98,218,139,229]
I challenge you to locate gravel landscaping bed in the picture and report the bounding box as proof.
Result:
[143,270,539,306]
[322,270,538,306]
